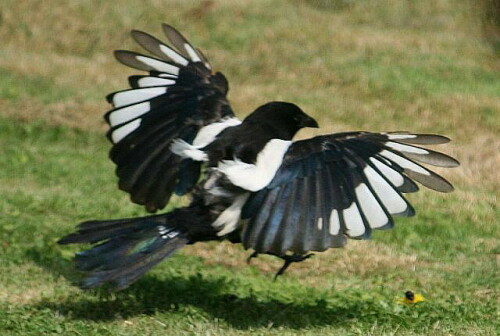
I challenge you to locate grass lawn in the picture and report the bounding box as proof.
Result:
[0,1,498,335]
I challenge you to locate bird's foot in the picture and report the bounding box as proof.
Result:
[273,253,314,280]
[246,251,259,264]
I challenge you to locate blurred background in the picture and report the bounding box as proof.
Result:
[0,1,498,335]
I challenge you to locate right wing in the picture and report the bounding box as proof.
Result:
[105,24,238,212]
[241,132,459,255]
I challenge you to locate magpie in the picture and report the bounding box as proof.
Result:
[59,24,459,290]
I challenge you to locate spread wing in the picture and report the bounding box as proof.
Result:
[241,132,459,255]
[105,24,236,212]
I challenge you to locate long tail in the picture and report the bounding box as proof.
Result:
[58,212,189,290]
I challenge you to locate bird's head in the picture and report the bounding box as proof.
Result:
[246,101,319,139]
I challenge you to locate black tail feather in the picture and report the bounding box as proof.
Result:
[58,214,167,244]
[59,214,189,290]
[80,234,187,290]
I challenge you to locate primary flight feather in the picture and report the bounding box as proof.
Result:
[59,24,459,290]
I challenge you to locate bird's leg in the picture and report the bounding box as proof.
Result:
[273,253,314,280]
[246,251,259,264]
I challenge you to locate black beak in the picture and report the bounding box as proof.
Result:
[303,115,319,128]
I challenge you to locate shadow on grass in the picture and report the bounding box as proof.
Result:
[25,245,80,284]
[31,275,367,329]
[26,244,371,330]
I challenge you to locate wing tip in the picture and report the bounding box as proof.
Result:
[130,29,150,46]
[439,183,455,193]
[113,49,131,66]
[162,23,183,42]
[161,23,176,33]
[446,157,460,168]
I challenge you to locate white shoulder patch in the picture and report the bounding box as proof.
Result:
[217,139,292,192]
[170,118,241,161]
[170,139,208,161]
[193,118,241,147]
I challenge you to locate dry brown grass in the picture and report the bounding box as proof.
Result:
[184,239,425,288]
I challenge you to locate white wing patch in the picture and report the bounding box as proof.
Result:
[111,119,141,143]
[386,134,417,140]
[213,193,250,236]
[380,150,430,175]
[355,183,388,228]
[184,43,202,62]
[159,44,189,66]
[112,87,167,108]
[136,77,176,87]
[108,102,150,127]
[329,209,340,235]
[385,141,429,154]
[218,139,292,192]
[363,165,408,214]
[158,73,178,79]
[343,202,365,237]
[135,56,180,75]
[317,217,323,230]
[369,157,404,187]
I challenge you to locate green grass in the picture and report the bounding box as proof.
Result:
[0,0,499,335]
[0,69,74,104]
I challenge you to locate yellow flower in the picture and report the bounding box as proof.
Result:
[398,290,425,304]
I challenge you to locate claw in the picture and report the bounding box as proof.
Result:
[273,253,314,280]
[246,251,259,264]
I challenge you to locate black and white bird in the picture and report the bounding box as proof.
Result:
[59,24,459,290]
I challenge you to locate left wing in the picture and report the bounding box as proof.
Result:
[241,132,459,255]
[104,24,237,212]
